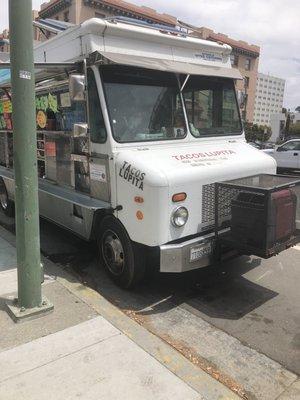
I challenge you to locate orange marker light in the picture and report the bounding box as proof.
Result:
[136,211,144,220]
[134,196,144,204]
[172,192,187,202]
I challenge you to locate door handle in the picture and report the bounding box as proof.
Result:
[293,153,298,156]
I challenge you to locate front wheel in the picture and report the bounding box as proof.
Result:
[96,216,146,289]
[0,177,14,217]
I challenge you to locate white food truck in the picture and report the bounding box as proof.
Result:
[0,17,299,288]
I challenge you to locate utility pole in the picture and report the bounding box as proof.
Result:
[6,0,53,321]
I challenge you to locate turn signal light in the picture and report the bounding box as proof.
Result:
[136,211,144,220]
[172,192,187,202]
[134,196,144,204]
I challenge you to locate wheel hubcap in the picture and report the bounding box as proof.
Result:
[102,230,124,276]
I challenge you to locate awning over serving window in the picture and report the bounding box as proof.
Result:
[100,52,243,80]
[0,63,78,88]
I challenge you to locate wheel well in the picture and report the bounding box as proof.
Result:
[91,210,155,256]
[0,177,8,200]
[90,209,114,240]
[0,177,15,217]
[91,211,138,245]
[0,177,13,200]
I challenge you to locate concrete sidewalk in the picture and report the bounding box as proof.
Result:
[0,226,239,400]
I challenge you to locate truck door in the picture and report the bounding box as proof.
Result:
[275,140,300,169]
[86,68,110,202]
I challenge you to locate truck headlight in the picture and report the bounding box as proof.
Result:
[171,206,189,227]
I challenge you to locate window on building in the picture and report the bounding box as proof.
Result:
[245,58,251,70]
[244,77,250,88]
[63,11,69,22]
[230,54,239,67]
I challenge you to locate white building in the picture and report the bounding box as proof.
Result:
[269,113,286,142]
[253,73,285,126]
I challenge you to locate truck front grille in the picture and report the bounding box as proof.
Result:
[202,183,239,228]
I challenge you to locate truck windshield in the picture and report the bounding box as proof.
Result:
[181,76,242,137]
[101,66,186,143]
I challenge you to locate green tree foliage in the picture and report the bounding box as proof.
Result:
[244,122,271,142]
[288,122,300,136]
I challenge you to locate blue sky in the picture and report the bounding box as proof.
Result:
[1,0,299,110]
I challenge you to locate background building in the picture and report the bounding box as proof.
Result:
[269,113,286,142]
[0,10,40,52]
[253,72,285,127]
[0,29,9,53]
[39,0,177,29]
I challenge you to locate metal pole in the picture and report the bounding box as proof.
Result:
[9,0,42,310]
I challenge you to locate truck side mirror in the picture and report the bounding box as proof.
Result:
[69,74,85,101]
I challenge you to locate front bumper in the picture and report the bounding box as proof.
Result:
[160,231,215,273]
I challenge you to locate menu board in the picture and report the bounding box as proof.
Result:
[36,92,59,129]
[35,88,85,131]
[0,98,12,130]
[0,86,85,132]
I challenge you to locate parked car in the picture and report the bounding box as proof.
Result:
[261,142,275,149]
[247,141,275,150]
[264,139,300,171]
[248,141,261,149]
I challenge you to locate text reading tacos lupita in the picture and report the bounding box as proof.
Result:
[119,161,145,191]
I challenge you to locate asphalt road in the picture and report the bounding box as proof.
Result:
[1,210,299,399]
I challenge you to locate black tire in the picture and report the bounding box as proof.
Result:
[96,216,146,289]
[0,177,14,217]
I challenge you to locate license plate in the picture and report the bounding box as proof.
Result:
[190,242,212,262]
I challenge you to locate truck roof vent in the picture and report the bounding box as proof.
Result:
[105,16,187,37]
